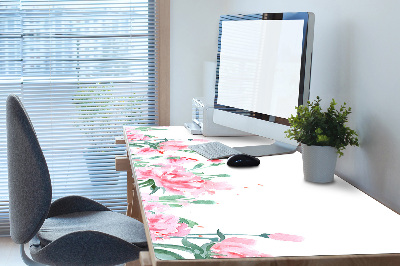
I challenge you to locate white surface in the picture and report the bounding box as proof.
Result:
[170,0,400,215]
[217,20,303,118]
[129,126,400,257]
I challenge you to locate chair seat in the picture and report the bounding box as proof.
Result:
[37,211,147,248]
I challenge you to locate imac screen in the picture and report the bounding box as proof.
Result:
[214,13,313,125]
[217,20,304,119]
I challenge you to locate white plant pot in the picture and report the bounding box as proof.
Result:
[302,144,338,183]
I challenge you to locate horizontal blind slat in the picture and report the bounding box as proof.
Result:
[0,0,159,236]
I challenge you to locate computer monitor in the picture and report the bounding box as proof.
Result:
[213,12,315,157]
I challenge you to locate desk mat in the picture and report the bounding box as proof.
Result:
[125,126,304,260]
[124,126,400,262]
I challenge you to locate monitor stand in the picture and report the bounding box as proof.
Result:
[233,141,298,157]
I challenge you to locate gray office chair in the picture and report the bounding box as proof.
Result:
[6,94,148,265]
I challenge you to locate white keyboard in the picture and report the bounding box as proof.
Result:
[189,141,242,160]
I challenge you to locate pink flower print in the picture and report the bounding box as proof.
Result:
[136,165,232,196]
[202,181,233,195]
[126,130,151,141]
[135,167,156,180]
[167,157,198,164]
[159,140,188,151]
[141,194,168,213]
[144,201,169,213]
[141,193,159,203]
[154,164,232,196]
[208,159,223,163]
[268,233,304,242]
[153,165,209,196]
[211,237,271,258]
[146,212,191,241]
[136,147,164,155]
[192,139,208,142]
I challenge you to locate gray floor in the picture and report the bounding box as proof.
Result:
[0,237,26,266]
[0,237,135,266]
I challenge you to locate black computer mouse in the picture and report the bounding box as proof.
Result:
[227,154,260,167]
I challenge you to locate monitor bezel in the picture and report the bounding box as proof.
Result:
[214,12,314,126]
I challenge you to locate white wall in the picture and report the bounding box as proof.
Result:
[170,0,400,213]
[170,0,227,125]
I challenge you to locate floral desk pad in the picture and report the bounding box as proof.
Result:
[124,126,400,261]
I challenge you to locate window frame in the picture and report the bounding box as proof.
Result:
[0,0,170,237]
[157,0,170,126]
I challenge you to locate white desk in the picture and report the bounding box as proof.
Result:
[121,126,400,266]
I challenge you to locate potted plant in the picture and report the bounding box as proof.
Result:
[285,96,359,183]
[72,84,134,186]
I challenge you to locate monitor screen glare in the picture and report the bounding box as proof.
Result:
[217,19,304,119]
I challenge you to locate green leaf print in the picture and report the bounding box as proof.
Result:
[210,174,230,177]
[192,200,216,205]
[152,230,286,260]
[159,195,186,201]
[192,163,204,170]
[153,243,193,252]
[149,186,160,195]
[149,156,163,159]
[217,229,225,241]
[129,143,146,148]
[138,179,155,188]
[168,204,183,208]
[201,242,216,253]
[210,163,224,166]
[134,162,148,168]
[154,249,185,260]
[182,237,205,259]
[178,218,198,228]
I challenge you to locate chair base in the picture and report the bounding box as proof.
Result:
[20,244,45,266]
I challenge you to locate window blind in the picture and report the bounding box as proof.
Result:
[0,0,159,236]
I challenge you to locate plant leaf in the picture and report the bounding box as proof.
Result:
[159,195,186,201]
[192,163,204,170]
[201,242,216,252]
[209,174,230,177]
[200,242,217,259]
[182,237,204,258]
[192,200,216,205]
[149,186,160,195]
[149,156,163,159]
[154,249,185,260]
[153,243,193,252]
[138,179,155,188]
[168,204,183,207]
[178,217,198,228]
[217,229,225,241]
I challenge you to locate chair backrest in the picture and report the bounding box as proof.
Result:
[7,94,52,244]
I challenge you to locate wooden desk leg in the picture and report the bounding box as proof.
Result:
[124,259,141,266]
[126,168,134,218]
[139,252,152,266]
[124,252,151,266]
[125,175,147,266]
[127,169,143,223]
[116,155,143,222]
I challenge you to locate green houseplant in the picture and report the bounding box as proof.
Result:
[285,96,359,183]
[72,84,137,185]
